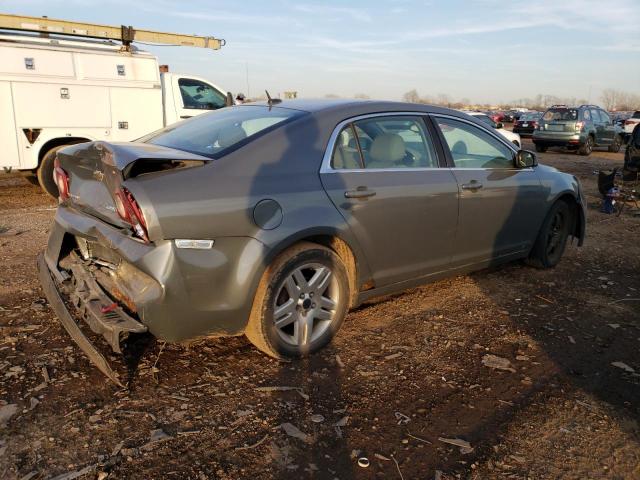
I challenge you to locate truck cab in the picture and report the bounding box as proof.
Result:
[162,73,228,125]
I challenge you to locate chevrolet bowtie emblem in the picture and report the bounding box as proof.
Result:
[92,170,105,181]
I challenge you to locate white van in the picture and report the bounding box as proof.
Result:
[0,32,228,195]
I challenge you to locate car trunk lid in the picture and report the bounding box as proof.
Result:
[56,141,211,236]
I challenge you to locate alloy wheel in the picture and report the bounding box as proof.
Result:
[272,263,339,348]
[546,211,565,257]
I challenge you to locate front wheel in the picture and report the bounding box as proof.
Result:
[608,135,622,153]
[526,201,572,269]
[245,242,350,358]
[578,136,594,156]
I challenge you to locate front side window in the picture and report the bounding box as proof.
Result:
[178,78,226,110]
[599,110,611,124]
[590,109,601,122]
[332,116,438,170]
[143,106,304,158]
[435,117,514,169]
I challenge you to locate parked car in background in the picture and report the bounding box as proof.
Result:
[513,112,542,137]
[38,99,585,383]
[611,111,631,129]
[463,111,521,147]
[487,111,504,123]
[623,111,640,143]
[533,105,624,156]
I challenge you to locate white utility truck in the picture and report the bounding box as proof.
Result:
[0,14,229,196]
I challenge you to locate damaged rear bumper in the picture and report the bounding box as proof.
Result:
[37,253,133,387]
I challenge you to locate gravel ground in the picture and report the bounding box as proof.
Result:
[1,139,639,479]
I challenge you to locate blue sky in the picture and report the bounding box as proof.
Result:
[2,0,639,104]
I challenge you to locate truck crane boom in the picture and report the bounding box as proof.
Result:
[0,13,225,50]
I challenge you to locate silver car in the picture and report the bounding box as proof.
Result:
[38,99,586,384]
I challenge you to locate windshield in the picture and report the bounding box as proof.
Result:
[543,108,578,122]
[142,106,304,158]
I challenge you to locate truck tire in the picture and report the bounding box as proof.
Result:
[37,146,66,198]
[245,242,350,359]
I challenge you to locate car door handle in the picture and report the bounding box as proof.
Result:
[461,181,483,191]
[344,187,376,199]
[180,115,192,119]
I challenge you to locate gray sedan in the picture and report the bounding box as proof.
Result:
[38,99,585,383]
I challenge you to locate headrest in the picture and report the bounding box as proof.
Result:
[218,124,247,148]
[369,133,405,164]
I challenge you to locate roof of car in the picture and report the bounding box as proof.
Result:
[240,98,448,114]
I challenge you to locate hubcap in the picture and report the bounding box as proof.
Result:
[272,263,339,348]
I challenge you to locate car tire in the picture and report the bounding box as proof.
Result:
[578,135,594,156]
[526,200,572,269]
[37,146,66,198]
[608,135,622,153]
[245,242,350,359]
[535,144,547,153]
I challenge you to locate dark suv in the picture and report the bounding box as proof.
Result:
[533,105,624,156]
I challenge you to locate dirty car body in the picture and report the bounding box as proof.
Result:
[38,99,586,381]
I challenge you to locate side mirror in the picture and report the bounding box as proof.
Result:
[495,122,504,129]
[515,150,537,168]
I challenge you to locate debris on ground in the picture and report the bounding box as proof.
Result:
[279,423,309,442]
[482,354,516,372]
[438,437,474,454]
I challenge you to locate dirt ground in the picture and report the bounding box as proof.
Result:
[1,139,639,480]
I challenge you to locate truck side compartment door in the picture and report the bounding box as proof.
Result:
[170,76,227,124]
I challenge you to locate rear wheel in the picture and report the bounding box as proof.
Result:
[245,242,350,358]
[608,134,622,153]
[535,144,547,153]
[578,135,594,156]
[526,201,572,269]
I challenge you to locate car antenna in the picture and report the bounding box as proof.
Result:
[265,90,282,109]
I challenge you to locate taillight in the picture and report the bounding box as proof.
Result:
[53,157,70,201]
[575,121,584,132]
[114,187,149,243]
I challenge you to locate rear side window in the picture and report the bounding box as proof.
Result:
[143,106,304,159]
[543,109,578,121]
[583,109,591,121]
[332,116,438,170]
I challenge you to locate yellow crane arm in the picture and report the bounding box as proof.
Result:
[0,13,225,50]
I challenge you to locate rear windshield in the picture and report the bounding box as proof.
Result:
[142,106,304,158]
[633,111,640,119]
[520,112,540,121]
[543,108,578,121]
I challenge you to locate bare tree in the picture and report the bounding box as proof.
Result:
[402,89,420,103]
[601,89,619,111]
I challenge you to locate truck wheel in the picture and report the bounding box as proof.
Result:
[526,200,572,269]
[578,136,594,156]
[608,135,622,153]
[245,242,350,359]
[37,146,65,198]
[535,144,547,153]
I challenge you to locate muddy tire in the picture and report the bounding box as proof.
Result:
[578,135,594,156]
[526,201,572,269]
[245,242,350,359]
[37,146,65,198]
[608,134,622,153]
[535,144,547,153]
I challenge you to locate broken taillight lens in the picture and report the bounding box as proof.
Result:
[114,187,149,243]
[53,157,70,201]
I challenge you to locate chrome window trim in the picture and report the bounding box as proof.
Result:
[320,111,440,174]
[320,111,522,174]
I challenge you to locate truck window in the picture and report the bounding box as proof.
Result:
[178,78,226,110]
